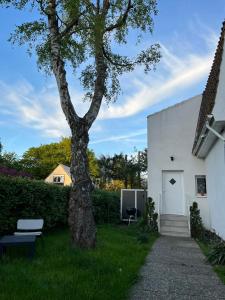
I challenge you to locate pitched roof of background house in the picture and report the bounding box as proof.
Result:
[192,21,225,153]
[59,164,71,176]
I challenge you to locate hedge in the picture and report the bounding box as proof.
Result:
[92,189,120,224]
[0,176,120,235]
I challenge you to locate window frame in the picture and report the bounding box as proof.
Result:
[53,175,65,185]
[195,175,207,197]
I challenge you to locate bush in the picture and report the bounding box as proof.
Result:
[0,176,70,235]
[91,189,120,224]
[0,176,120,235]
[202,229,222,245]
[190,201,204,239]
[137,232,149,244]
[207,242,225,265]
[138,197,158,233]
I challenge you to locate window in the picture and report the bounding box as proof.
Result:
[195,175,207,196]
[53,175,64,185]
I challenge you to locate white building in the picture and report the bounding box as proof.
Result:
[147,22,225,239]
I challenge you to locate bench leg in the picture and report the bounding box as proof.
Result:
[29,243,35,259]
[0,245,6,258]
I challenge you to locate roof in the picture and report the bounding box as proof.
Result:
[59,164,71,176]
[192,21,225,153]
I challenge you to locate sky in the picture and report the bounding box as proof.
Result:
[0,1,225,158]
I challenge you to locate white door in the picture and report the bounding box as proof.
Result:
[162,171,185,215]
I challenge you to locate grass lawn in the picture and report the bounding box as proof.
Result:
[0,225,158,300]
[198,241,225,285]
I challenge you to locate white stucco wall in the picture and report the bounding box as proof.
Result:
[148,95,211,228]
[203,37,225,239]
[205,133,225,239]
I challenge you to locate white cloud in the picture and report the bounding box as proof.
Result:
[90,128,147,144]
[0,80,93,137]
[0,23,219,141]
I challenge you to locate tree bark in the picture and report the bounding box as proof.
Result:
[69,124,96,248]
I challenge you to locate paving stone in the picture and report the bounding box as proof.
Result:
[129,236,225,300]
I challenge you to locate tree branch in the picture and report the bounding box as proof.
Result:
[102,45,133,68]
[84,51,107,128]
[36,0,49,15]
[103,0,110,13]
[47,0,79,127]
[104,0,133,32]
[96,0,100,13]
[60,17,80,38]
[59,4,93,38]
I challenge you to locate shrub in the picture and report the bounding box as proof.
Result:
[207,242,225,265]
[138,197,158,233]
[202,229,222,245]
[0,165,32,178]
[91,189,120,224]
[0,176,120,235]
[0,176,70,235]
[190,201,204,239]
[137,232,149,244]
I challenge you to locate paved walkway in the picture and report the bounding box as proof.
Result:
[130,236,225,299]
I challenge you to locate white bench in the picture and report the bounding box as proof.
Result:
[14,219,44,236]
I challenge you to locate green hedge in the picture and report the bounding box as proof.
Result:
[0,176,120,235]
[92,189,120,224]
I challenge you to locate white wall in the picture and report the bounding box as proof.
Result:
[204,37,225,239]
[205,128,225,239]
[148,95,211,228]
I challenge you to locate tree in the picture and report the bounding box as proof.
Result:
[0,142,21,170]
[21,137,99,179]
[98,150,147,189]
[1,0,160,248]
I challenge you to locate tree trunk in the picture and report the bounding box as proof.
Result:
[68,124,96,248]
[47,0,106,248]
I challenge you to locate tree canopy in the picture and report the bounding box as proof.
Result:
[98,149,147,189]
[21,137,99,179]
[1,0,160,105]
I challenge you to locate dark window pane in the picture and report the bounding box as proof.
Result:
[196,176,207,195]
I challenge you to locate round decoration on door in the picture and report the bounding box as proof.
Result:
[169,178,176,185]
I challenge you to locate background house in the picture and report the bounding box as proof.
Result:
[45,164,72,186]
[148,22,225,239]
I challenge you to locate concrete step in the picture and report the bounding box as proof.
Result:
[160,230,190,237]
[160,219,188,227]
[160,214,187,221]
[160,225,189,234]
[159,214,190,237]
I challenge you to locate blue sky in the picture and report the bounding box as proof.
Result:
[0,1,225,158]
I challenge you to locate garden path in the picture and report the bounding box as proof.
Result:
[130,236,225,299]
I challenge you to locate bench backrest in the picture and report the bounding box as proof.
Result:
[17,219,44,231]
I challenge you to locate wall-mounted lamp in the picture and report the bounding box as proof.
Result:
[170,156,174,161]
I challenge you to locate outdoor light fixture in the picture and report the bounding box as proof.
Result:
[170,156,174,161]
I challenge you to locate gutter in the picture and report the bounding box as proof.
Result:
[192,115,214,156]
